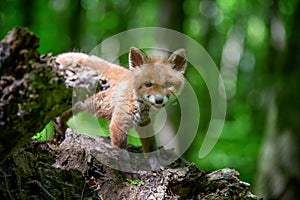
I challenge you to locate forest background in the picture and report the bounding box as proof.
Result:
[1,0,299,199]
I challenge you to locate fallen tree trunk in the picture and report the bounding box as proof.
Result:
[0,27,261,199]
[1,128,261,199]
[0,27,73,163]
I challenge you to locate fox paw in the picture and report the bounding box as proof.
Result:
[56,52,89,68]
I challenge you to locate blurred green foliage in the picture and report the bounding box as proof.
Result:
[2,0,299,187]
[67,112,109,137]
[66,112,141,145]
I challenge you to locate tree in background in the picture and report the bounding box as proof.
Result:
[254,1,300,199]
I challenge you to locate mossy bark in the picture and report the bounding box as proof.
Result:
[0,27,72,163]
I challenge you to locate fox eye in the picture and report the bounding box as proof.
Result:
[164,82,172,88]
[144,81,152,87]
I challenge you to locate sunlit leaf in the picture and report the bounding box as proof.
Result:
[32,122,54,141]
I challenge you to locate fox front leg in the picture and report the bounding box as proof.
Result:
[109,119,129,149]
[109,117,140,179]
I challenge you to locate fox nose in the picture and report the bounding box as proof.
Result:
[155,97,164,104]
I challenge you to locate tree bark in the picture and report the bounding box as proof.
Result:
[0,27,73,163]
[0,27,261,199]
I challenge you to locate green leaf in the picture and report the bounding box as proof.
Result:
[32,122,54,141]
[125,178,143,185]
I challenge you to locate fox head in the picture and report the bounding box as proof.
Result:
[129,47,187,108]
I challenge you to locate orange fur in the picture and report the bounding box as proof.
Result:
[56,47,187,170]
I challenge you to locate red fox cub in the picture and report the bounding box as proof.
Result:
[56,47,187,170]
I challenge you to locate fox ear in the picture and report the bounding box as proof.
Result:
[168,48,186,73]
[129,47,147,69]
